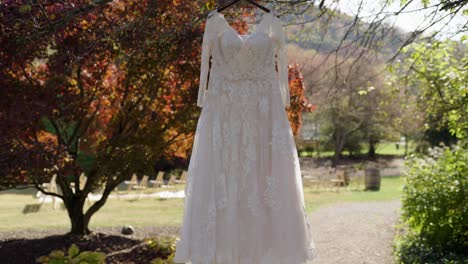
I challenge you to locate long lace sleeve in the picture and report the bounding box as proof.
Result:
[197,11,217,108]
[271,15,290,108]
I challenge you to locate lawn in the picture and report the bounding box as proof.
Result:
[303,176,403,212]
[299,141,415,157]
[0,176,403,232]
[0,186,187,232]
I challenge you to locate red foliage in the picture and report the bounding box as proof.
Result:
[1,1,314,183]
[287,63,316,135]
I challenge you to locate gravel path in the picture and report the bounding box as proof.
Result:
[307,200,402,264]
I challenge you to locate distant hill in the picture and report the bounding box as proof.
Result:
[282,7,408,60]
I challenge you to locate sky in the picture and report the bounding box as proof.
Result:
[333,0,467,40]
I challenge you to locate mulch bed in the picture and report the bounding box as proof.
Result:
[0,231,176,264]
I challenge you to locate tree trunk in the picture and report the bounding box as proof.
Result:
[333,131,345,166]
[316,140,321,158]
[55,173,92,236]
[404,135,408,156]
[368,139,376,158]
[56,171,118,236]
[66,196,91,235]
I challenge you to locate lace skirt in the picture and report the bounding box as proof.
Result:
[173,75,317,264]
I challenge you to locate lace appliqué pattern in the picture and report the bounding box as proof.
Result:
[272,123,290,156]
[241,119,256,191]
[199,205,217,263]
[247,192,261,216]
[263,175,280,210]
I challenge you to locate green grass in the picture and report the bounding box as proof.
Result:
[374,142,414,156]
[303,176,403,212]
[0,187,186,232]
[0,176,403,232]
[299,142,415,157]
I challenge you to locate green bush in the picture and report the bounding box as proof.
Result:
[36,244,105,264]
[396,144,468,263]
[394,228,467,264]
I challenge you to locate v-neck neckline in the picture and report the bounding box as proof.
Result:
[215,9,271,41]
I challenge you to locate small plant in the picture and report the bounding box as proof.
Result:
[145,236,177,264]
[36,244,105,264]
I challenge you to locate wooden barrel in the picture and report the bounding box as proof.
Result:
[365,168,381,191]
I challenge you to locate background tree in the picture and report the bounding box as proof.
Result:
[295,50,396,163]
[396,39,467,143]
[388,82,425,155]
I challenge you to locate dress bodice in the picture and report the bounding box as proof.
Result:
[212,31,275,81]
[197,9,290,108]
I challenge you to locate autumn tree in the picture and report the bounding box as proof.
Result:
[1,0,311,235]
[0,0,215,235]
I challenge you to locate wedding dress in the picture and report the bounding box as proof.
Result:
[173,9,317,264]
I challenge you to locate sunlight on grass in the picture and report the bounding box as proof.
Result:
[0,176,403,232]
[0,186,186,232]
[303,176,403,212]
[299,142,415,157]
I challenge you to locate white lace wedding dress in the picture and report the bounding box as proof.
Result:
[173,9,317,264]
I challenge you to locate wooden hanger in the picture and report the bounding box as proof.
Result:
[217,0,271,13]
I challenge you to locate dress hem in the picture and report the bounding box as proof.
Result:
[173,240,317,264]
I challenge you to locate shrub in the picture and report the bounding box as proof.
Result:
[396,144,468,262]
[394,228,467,264]
[36,243,105,264]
